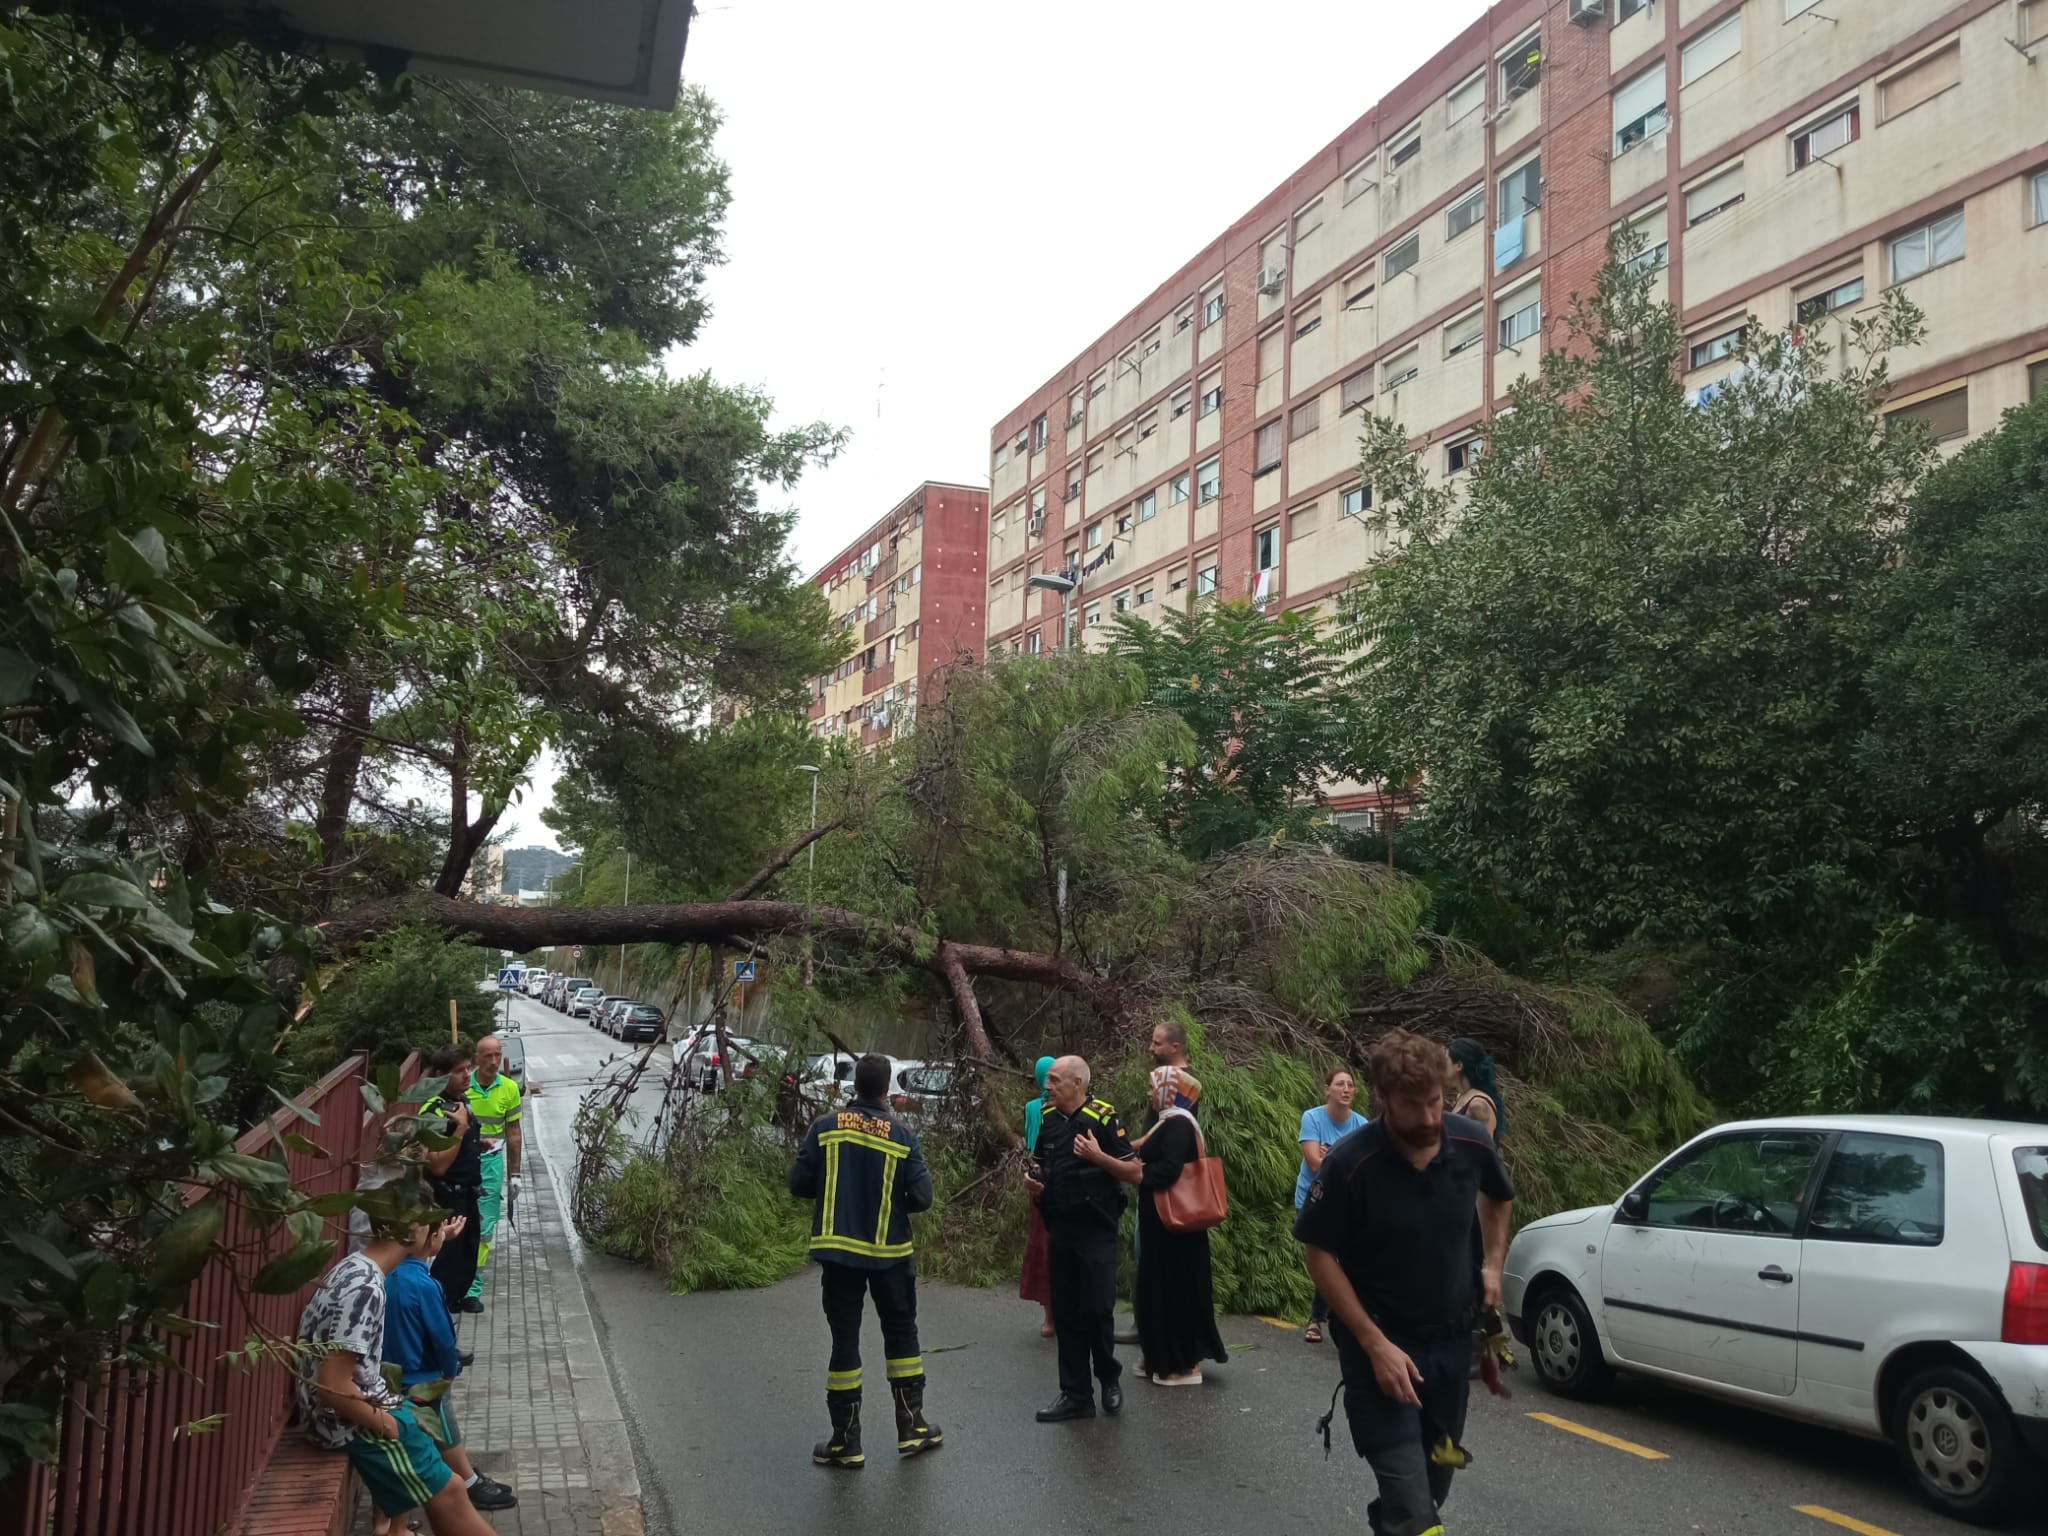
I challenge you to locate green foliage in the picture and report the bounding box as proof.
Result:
[288,925,499,1080]
[1112,601,1358,857]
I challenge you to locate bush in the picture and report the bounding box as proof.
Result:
[289,924,500,1079]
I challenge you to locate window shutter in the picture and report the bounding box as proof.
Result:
[1880,45,1959,120]
[1255,420,1283,470]
[1685,165,1743,223]
[1612,66,1666,136]
[1681,16,1740,85]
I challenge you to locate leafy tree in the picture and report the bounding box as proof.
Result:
[1111,599,1357,858]
[1342,238,1929,955]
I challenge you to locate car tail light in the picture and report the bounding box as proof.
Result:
[890,1094,908,1109]
[2002,1262,2048,1343]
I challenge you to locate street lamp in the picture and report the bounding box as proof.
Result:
[795,764,821,985]
[1027,570,1080,653]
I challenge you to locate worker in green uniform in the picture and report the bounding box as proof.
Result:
[462,1034,523,1314]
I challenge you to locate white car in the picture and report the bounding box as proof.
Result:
[523,969,551,997]
[569,986,605,1019]
[1504,1115,2048,1524]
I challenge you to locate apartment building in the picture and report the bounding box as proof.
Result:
[809,481,990,746]
[984,0,2048,814]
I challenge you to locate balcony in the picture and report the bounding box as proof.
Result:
[865,606,898,646]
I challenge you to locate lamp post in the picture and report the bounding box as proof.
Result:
[1027,569,1080,653]
[795,764,821,985]
[616,848,631,991]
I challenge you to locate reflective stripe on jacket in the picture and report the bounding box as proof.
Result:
[788,1099,933,1268]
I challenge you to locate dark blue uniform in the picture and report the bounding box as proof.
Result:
[1034,1096,1132,1404]
[789,1099,934,1432]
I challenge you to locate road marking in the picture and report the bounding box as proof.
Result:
[1256,1315,1295,1330]
[1526,1412,1669,1460]
[1794,1507,1901,1536]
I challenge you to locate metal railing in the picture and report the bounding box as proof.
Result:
[0,1050,421,1536]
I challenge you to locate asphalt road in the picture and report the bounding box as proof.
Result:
[498,991,1974,1536]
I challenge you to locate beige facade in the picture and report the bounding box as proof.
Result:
[984,0,2048,696]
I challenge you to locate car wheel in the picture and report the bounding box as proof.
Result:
[1528,1282,1612,1400]
[1894,1365,2030,1524]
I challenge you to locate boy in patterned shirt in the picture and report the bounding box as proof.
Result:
[294,1189,497,1535]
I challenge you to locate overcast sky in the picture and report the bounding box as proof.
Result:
[497,0,1489,851]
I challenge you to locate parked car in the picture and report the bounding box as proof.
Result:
[804,1052,859,1104]
[676,1027,761,1090]
[556,976,594,1012]
[613,1002,666,1044]
[523,969,551,998]
[598,998,639,1036]
[500,1033,527,1088]
[569,986,605,1019]
[1504,1115,2048,1523]
[889,1061,961,1121]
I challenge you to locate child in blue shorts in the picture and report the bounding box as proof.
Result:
[295,1190,497,1536]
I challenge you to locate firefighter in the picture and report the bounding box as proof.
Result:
[1027,1054,1131,1422]
[788,1053,941,1469]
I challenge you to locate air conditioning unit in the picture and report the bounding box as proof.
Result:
[1177,314,1193,331]
[1027,515,1045,537]
[1067,411,1083,428]
[1257,266,1287,296]
[1568,0,1606,22]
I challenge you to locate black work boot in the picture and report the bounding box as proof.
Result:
[813,1394,865,1469]
[890,1376,943,1455]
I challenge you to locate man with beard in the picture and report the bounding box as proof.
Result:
[1294,1029,1513,1536]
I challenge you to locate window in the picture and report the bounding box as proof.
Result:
[2027,0,2048,46]
[1115,510,1133,535]
[1792,105,1859,169]
[1633,1131,1825,1234]
[1384,232,1420,280]
[1115,425,1135,457]
[1344,271,1376,310]
[1291,398,1321,440]
[1795,274,1864,323]
[1447,70,1484,124]
[1295,199,1324,242]
[1032,414,1048,451]
[1171,386,1192,419]
[1444,310,1484,358]
[1083,602,1101,628]
[1888,386,1969,443]
[1136,587,1154,607]
[1384,348,1419,390]
[1138,410,1159,442]
[1808,1133,1944,1247]
[1200,384,1224,417]
[1113,590,1130,614]
[1137,491,1157,522]
[1203,289,1226,328]
[1256,526,1280,570]
[1500,31,1542,101]
[1141,327,1162,359]
[1086,522,1104,550]
[1194,564,1219,596]
[1294,301,1323,340]
[1613,66,1668,155]
[1624,217,1669,275]
[1618,0,1651,17]
[1030,486,1046,517]
[1447,187,1484,239]
[1196,456,1220,505]
[1344,161,1377,203]
[1340,484,1371,518]
[1086,446,1104,477]
[1447,435,1482,474]
[1174,300,1195,334]
[1290,503,1320,540]
[1879,43,1960,123]
[2031,167,2048,227]
[1341,368,1373,413]
[1682,14,1741,85]
[1258,328,1284,381]
[1498,154,1542,220]
[1685,162,1745,226]
[993,444,1007,470]
[1169,567,1188,593]
[1255,420,1283,474]
[1387,121,1421,170]
[1498,290,1541,349]
[1170,472,1190,504]
[1689,325,1746,368]
[1889,210,1965,282]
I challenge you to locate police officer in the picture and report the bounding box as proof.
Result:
[788,1053,941,1470]
[421,1042,485,1314]
[1028,1054,1131,1423]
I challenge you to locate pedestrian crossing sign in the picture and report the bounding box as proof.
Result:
[734,960,756,982]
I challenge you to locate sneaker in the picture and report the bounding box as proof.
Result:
[459,1297,486,1315]
[1150,1369,1204,1387]
[467,1478,518,1511]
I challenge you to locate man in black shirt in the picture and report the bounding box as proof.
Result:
[1028,1055,1132,1423]
[1295,1029,1513,1536]
[422,1043,485,1315]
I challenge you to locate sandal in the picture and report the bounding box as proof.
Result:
[1304,1322,1323,1344]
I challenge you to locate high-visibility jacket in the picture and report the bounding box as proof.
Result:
[788,1099,932,1268]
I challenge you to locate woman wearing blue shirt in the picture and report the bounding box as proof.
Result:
[1295,1065,1362,1344]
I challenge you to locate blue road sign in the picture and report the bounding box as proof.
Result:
[733,960,756,982]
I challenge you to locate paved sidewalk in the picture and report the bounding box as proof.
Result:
[366,1115,642,1535]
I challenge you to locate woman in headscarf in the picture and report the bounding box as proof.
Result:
[1083,1066,1228,1386]
[1447,1037,1506,1141]
[1018,1055,1056,1336]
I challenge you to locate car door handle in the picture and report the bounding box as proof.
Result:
[1757,1266,1794,1284]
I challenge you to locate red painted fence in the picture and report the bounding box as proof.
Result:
[0,1050,421,1536]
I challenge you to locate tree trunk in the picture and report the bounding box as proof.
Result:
[310,683,372,912]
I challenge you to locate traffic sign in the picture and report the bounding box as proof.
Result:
[733,960,756,982]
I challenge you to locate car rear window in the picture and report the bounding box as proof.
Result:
[2015,1148,2048,1253]
[1809,1131,1943,1246]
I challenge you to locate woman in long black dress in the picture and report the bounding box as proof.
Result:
[1084,1066,1229,1386]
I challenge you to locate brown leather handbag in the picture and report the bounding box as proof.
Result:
[1152,1107,1229,1233]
